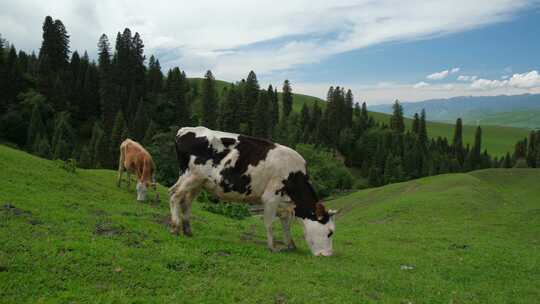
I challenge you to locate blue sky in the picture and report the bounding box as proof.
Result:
[2,0,540,104]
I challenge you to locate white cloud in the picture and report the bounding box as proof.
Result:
[427,67,461,80]
[427,70,450,80]
[457,75,478,82]
[0,0,533,80]
[413,81,430,88]
[508,70,540,88]
[470,78,508,89]
[470,70,540,90]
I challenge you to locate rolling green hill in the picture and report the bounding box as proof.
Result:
[369,111,529,156]
[458,110,540,129]
[1,145,539,303]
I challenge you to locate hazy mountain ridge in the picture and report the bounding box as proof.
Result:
[370,94,540,128]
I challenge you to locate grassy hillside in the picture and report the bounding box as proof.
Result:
[458,110,540,129]
[369,111,529,156]
[1,145,539,303]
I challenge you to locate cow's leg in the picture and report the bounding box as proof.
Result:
[127,171,132,190]
[168,174,201,236]
[117,165,124,187]
[261,187,282,252]
[179,188,200,237]
[279,208,296,250]
[169,192,182,235]
[263,202,279,252]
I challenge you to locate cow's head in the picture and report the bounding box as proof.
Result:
[136,181,148,201]
[302,202,337,256]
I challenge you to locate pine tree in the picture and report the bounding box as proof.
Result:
[51,112,74,160]
[419,109,428,149]
[130,32,146,97]
[27,103,46,150]
[98,34,117,131]
[88,121,104,167]
[201,70,218,129]
[241,71,260,134]
[35,135,51,159]
[267,84,279,132]
[111,111,127,164]
[80,63,100,121]
[368,166,381,187]
[252,90,272,139]
[383,153,395,184]
[132,98,149,141]
[78,145,92,169]
[282,79,293,119]
[97,134,111,169]
[127,87,138,119]
[452,118,465,165]
[299,103,311,142]
[503,152,512,168]
[0,35,6,113]
[147,55,163,94]
[412,113,420,134]
[527,131,537,168]
[219,84,240,133]
[344,89,354,128]
[471,126,482,169]
[143,120,158,146]
[167,67,191,127]
[309,100,323,143]
[390,100,405,133]
[353,102,361,118]
[37,17,70,110]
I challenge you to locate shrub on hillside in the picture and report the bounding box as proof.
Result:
[295,144,354,198]
[198,191,251,220]
[513,158,528,168]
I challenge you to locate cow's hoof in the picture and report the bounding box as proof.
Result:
[285,244,297,251]
[182,222,193,237]
[170,226,180,235]
[268,247,280,253]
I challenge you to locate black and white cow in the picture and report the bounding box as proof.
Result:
[169,126,336,256]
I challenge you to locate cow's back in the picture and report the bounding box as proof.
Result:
[121,139,154,180]
[175,127,308,201]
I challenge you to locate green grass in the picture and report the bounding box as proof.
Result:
[1,145,539,303]
[369,111,529,156]
[458,110,540,130]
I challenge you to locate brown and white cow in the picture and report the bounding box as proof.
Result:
[169,127,337,256]
[117,139,159,202]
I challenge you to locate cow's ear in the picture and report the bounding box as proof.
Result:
[328,209,338,216]
[315,202,326,220]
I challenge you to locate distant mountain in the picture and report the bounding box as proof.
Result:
[370,94,540,128]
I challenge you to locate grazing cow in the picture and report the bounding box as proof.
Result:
[117,139,159,202]
[169,126,337,256]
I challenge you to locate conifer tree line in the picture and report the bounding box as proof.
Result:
[0,16,532,190]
